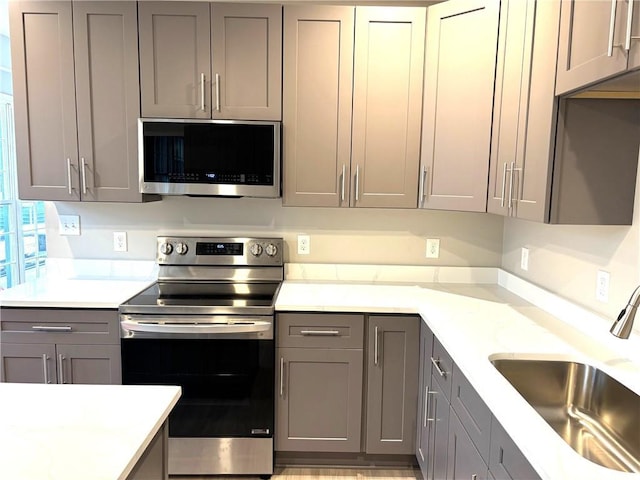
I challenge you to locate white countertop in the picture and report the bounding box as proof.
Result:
[0,259,156,308]
[0,383,181,480]
[276,265,640,480]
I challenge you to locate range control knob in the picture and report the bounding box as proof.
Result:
[250,243,263,257]
[265,243,278,257]
[175,242,189,255]
[159,242,173,255]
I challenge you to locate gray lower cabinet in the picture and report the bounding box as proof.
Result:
[0,308,121,385]
[417,323,540,480]
[365,315,420,455]
[9,1,146,202]
[275,313,364,452]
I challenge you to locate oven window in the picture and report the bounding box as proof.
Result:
[121,338,274,438]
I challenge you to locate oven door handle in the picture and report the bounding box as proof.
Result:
[121,318,272,335]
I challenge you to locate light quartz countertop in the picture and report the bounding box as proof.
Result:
[0,259,156,308]
[0,383,181,480]
[277,265,640,480]
[1,261,639,479]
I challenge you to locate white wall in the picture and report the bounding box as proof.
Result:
[45,197,504,267]
[502,150,640,321]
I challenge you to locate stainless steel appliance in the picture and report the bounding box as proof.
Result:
[119,236,283,477]
[139,118,281,198]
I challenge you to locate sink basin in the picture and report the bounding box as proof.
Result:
[490,358,640,473]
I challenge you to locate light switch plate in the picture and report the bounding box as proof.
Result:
[59,215,80,236]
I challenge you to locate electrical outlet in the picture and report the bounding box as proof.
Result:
[426,238,440,258]
[297,234,310,255]
[59,215,80,236]
[596,270,610,303]
[113,231,128,252]
[520,247,529,271]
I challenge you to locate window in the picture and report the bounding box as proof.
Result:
[0,1,47,290]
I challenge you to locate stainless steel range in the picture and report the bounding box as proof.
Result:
[119,236,283,477]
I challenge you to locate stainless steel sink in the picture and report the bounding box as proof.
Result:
[490,358,640,473]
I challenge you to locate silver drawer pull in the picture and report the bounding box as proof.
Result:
[300,330,340,336]
[42,354,50,384]
[431,356,447,378]
[32,325,73,332]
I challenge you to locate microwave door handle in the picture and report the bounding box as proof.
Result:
[215,73,221,112]
[201,73,206,111]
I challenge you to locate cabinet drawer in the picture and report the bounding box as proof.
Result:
[452,364,492,463]
[277,313,364,348]
[0,308,119,345]
[431,336,453,401]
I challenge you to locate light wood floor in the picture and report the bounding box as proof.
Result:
[171,467,422,479]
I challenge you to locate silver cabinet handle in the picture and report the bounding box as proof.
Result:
[374,325,379,366]
[341,164,346,202]
[279,357,285,397]
[354,165,360,202]
[431,357,447,378]
[419,165,428,207]
[66,158,73,195]
[300,330,340,336]
[423,385,430,427]
[80,158,87,195]
[215,73,221,112]
[608,0,618,56]
[57,354,66,384]
[42,354,51,384]
[201,73,206,111]
[508,161,515,210]
[626,0,635,50]
[426,389,436,423]
[32,325,73,332]
[500,162,508,208]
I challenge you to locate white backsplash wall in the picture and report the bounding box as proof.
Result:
[45,196,504,267]
[502,149,640,321]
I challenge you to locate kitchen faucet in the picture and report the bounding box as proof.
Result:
[610,285,640,339]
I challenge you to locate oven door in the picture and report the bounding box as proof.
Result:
[121,315,274,440]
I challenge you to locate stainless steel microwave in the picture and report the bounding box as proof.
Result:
[139,118,281,198]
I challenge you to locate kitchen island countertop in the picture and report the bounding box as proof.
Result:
[0,383,181,480]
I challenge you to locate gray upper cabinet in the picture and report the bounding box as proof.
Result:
[487,0,561,222]
[282,6,355,207]
[365,315,419,455]
[283,6,425,208]
[139,2,282,121]
[139,2,211,119]
[419,0,499,212]
[351,7,424,209]
[556,0,640,96]
[211,3,282,120]
[10,1,145,202]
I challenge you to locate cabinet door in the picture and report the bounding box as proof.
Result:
[630,1,640,70]
[56,344,121,385]
[420,0,499,212]
[487,0,560,222]
[365,315,419,454]
[426,372,450,480]
[282,6,354,207]
[351,7,425,209]
[1,343,57,384]
[276,347,363,452]
[556,0,630,95]
[447,408,488,480]
[211,3,282,121]
[489,417,541,480]
[73,1,143,202]
[139,2,211,118]
[416,323,434,474]
[9,1,80,201]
